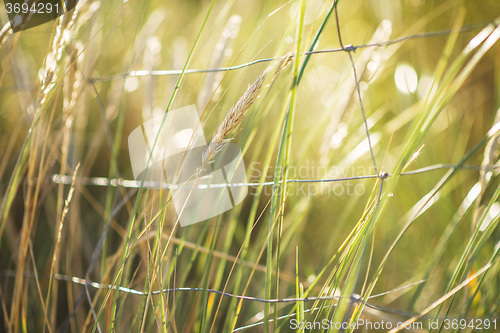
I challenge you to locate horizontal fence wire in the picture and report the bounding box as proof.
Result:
[0,269,421,304]
[0,270,430,332]
[49,164,500,189]
[86,22,490,82]
[0,269,496,332]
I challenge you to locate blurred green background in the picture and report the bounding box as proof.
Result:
[1,0,499,332]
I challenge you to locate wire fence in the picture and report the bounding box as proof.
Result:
[2,4,499,331]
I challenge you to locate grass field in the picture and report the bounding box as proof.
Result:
[1,0,500,332]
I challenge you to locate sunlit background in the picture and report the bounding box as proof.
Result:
[0,0,499,331]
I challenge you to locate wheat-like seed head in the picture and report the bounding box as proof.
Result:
[198,51,295,175]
